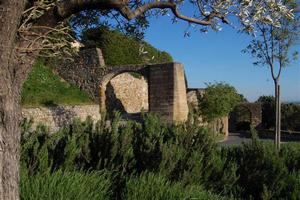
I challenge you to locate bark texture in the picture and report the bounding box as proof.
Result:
[274,80,281,149]
[0,1,26,199]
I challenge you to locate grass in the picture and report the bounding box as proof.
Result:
[21,60,93,107]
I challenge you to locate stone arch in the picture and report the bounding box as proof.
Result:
[56,48,189,122]
[230,103,262,131]
[229,105,252,131]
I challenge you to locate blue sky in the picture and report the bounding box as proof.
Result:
[143,15,300,102]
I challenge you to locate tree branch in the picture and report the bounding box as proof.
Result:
[55,0,229,26]
[119,1,212,25]
[55,0,123,20]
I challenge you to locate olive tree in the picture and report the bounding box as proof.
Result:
[0,0,294,199]
[243,0,299,149]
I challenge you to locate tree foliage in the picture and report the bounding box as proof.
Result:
[281,103,300,131]
[199,82,244,122]
[17,0,296,59]
[242,0,299,149]
[256,95,276,129]
[70,9,149,40]
[256,95,300,131]
[242,0,299,77]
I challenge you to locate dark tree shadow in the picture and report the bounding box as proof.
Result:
[105,82,126,116]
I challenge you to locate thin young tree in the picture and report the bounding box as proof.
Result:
[0,0,294,199]
[243,0,299,149]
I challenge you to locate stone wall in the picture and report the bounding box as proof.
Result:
[229,103,262,131]
[54,48,189,122]
[22,105,101,133]
[148,63,188,122]
[186,88,205,107]
[106,73,148,113]
[53,48,106,102]
[212,117,229,137]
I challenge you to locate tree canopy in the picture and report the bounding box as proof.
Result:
[199,82,244,122]
[242,0,299,82]
[18,0,296,59]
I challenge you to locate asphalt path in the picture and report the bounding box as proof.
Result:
[219,132,274,147]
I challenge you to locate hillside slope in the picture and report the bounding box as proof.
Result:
[21,60,92,107]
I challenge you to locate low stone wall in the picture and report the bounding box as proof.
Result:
[22,105,101,133]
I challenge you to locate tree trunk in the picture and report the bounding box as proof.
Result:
[275,81,278,147]
[0,48,36,200]
[277,84,281,149]
[0,86,22,200]
[274,80,281,149]
[0,1,26,199]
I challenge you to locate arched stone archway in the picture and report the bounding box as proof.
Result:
[229,103,262,131]
[56,48,189,122]
[98,62,188,122]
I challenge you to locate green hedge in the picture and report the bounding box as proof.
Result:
[81,26,173,66]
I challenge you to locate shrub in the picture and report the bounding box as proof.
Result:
[21,168,112,200]
[280,143,300,172]
[124,173,227,200]
[199,82,244,123]
[21,114,300,200]
[221,138,300,199]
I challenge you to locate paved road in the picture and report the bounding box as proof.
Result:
[219,132,274,147]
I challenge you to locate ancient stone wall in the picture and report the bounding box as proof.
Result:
[186,88,205,107]
[53,48,106,102]
[148,63,188,122]
[106,73,148,113]
[229,103,262,131]
[54,48,189,123]
[22,105,101,133]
